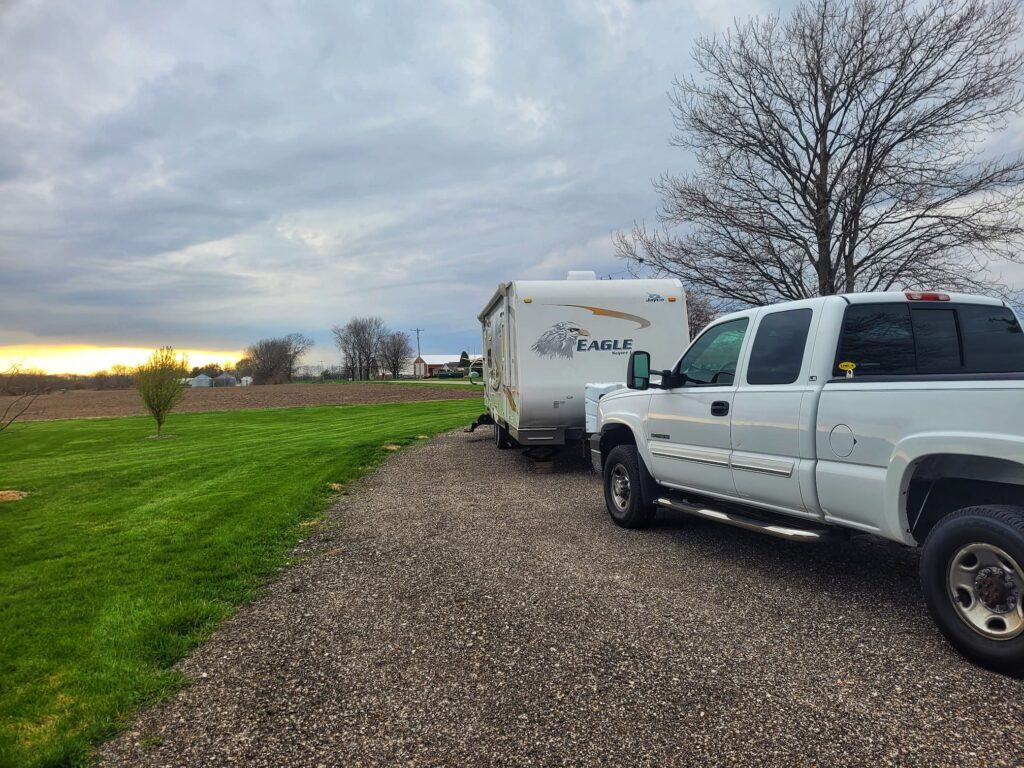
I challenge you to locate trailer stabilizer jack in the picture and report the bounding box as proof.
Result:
[465,413,495,433]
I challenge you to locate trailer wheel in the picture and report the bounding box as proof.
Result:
[921,505,1024,676]
[493,422,513,450]
[603,445,656,529]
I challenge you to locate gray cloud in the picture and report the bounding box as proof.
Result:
[8,0,932,358]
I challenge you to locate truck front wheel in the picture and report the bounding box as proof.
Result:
[603,445,656,529]
[921,505,1024,676]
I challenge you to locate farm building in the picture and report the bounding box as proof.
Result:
[213,373,237,387]
[190,374,212,388]
[412,355,462,378]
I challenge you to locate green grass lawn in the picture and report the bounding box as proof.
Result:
[296,378,478,388]
[0,398,482,767]
[379,379,479,387]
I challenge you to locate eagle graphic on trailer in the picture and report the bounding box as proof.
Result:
[531,321,590,359]
[477,271,688,448]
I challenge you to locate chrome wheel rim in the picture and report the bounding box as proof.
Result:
[947,542,1024,640]
[610,464,630,512]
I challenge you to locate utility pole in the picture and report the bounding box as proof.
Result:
[412,328,424,357]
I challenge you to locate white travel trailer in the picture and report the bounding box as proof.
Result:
[478,271,688,448]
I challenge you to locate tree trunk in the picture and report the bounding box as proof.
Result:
[815,100,834,296]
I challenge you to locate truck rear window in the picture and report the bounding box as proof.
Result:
[833,303,1024,377]
[834,305,915,375]
[959,304,1024,372]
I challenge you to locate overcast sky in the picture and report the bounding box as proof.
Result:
[2,0,790,365]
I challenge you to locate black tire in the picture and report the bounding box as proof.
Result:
[920,505,1024,676]
[493,422,513,450]
[602,445,657,529]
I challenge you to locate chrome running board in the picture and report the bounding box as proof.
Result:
[655,497,841,542]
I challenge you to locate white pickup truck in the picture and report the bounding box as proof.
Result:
[589,291,1024,673]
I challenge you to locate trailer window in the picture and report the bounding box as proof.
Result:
[746,309,812,385]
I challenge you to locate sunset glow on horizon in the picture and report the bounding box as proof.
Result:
[0,345,245,376]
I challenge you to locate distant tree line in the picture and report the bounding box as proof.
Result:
[6,319,418,396]
[331,318,414,380]
[0,368,137,396]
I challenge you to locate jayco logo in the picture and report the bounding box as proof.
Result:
[646,293,665,302]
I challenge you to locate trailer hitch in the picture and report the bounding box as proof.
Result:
[464,412,494,433]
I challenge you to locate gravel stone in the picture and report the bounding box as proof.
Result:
[97,430,1024,767]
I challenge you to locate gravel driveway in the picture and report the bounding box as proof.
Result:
[99,430,1024,767]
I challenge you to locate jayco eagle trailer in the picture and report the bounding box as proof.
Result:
[478,271,688,447]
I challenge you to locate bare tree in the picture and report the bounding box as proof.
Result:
[109,364,134,389]
[616,0,1024,304]
[284,333,314,380]
[332,317,388,380]
[331,324,357,380]
[686,291,721,337]
[0,364,41,435]
[235,356,254,379]
[246,334,313,384]
[379,331,414,379]
[134,347,189,438]
[247,339,291,384]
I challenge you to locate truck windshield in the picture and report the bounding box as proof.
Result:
[833,303,1024,377]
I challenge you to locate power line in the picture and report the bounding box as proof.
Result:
[411,328,424,357]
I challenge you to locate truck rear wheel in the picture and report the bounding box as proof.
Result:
[921,505,1024,676]
[603,445,656,529]
[493,422,513,450]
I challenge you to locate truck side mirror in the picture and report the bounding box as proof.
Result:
[627,351,650,390]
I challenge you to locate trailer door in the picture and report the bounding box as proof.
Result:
[507,305,519,390]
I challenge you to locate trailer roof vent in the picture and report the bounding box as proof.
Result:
[566,270,597,281]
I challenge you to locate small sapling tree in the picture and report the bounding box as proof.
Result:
[0,364,40,435]
[135,347,189,438]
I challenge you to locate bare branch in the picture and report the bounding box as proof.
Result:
[0,364,41,435]
[618,0,1024,303]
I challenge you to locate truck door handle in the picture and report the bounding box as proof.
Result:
[711,401,729,417]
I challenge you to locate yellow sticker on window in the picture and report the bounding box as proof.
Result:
[838,361,856,378]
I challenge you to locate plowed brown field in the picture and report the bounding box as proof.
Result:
[1,383,481,422]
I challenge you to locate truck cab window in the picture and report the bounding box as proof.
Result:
[677,318,749,386]
[746,309,812,385]
[959,305,1024,372]
[836,302,1024,377]
[834,304,915,377]
[911,308,961,371]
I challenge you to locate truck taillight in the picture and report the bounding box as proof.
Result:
[905,291,951,301]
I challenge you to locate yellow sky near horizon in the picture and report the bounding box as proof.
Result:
[0,345,245,375]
